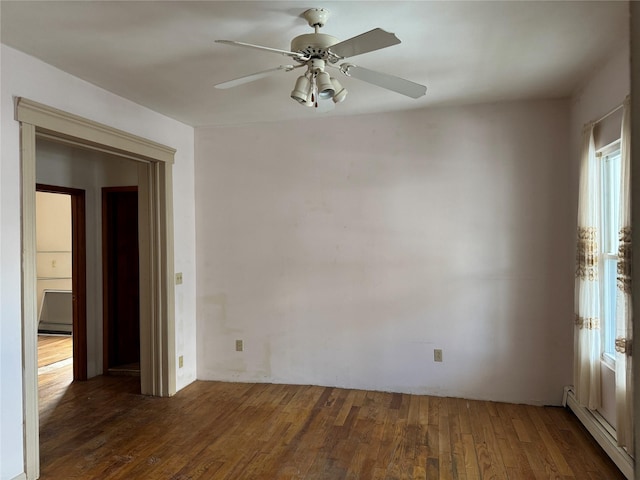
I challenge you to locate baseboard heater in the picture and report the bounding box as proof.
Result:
[38,289,72,334]
[563,386,633,479]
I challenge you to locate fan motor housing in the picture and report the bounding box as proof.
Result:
[291,33,339,62]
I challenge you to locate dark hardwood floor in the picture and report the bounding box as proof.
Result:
[38,339,626,479]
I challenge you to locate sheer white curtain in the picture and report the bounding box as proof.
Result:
[574,123,601,410]
[615,98,633,449]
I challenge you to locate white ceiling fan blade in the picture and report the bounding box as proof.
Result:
[340,64,426,99]
[215,40,308,60]
[329,28,401,59]
[214,65,294,89]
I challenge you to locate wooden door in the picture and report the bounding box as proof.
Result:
[102,187,140,372]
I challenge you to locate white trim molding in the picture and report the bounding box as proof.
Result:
[564,386,634,479]
[16,97,176,479]
[20,122,39,480]
[15,98,175,163]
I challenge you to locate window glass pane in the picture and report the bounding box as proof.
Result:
[601,153,621,254]
[602,257,617,356]
[599,150,621,358]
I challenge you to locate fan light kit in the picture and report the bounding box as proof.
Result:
[214,8,427,109]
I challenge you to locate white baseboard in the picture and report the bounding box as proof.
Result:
[11,473,27,480]
[564,387,634,479]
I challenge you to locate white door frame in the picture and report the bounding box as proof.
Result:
[17,97,177,479]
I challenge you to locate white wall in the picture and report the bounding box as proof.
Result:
[36,191,72,320]
[195,99,573,406]
[0,45,197,480]
[571,43,630,156]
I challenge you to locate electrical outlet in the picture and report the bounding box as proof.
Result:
[235,339,243,352]
[434,349,443,362]
[175,272,183,285]
[178,355,184,368]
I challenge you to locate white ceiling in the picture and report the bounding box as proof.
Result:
[0,1,629,127]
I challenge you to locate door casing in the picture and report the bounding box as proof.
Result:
[18,97,176,480]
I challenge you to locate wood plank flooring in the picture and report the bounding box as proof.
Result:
[38,349,626,479]
[38,334,72,368]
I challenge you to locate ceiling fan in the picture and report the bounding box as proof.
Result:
[214,8,427,109]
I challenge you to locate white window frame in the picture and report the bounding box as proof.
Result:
[597,140,621,368]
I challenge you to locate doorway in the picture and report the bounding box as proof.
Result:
[19,97,177,479]
[102,186,140,375]
[36,184,87,381]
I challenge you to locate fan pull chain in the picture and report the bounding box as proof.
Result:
[310,73,317,107]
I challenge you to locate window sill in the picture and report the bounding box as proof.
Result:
[601,353,616,371]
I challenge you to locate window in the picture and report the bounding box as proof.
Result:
[598,143,621,360]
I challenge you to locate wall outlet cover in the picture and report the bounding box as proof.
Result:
[434,349,443,362]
